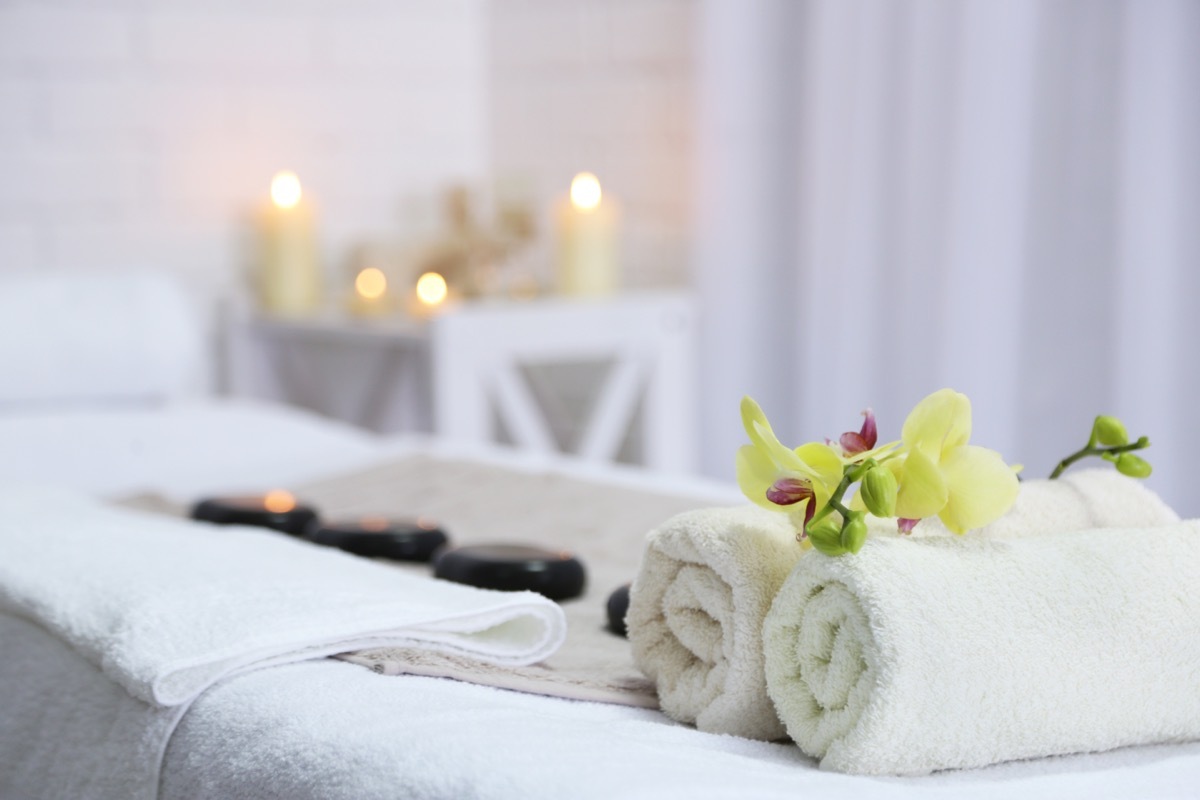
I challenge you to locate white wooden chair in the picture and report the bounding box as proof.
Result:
[429,293,697,472]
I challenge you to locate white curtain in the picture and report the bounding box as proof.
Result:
[696,0,1200,515]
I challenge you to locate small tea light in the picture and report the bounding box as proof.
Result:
[190,491,319,537]
[415,271,448,307]
[307,516,449,562]
[349,266,393,317]
[433,544,586,601]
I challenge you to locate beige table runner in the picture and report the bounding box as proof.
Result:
[121,454,729,708]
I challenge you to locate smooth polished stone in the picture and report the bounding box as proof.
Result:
[308,517,449,562]
[433,544,586,601]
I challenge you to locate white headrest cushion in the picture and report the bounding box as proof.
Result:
[0,270,208,405]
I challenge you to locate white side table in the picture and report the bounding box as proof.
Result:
[229,292,698,473]
[430,292,697,473]
[229,312,432,434]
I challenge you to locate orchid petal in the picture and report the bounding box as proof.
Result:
[936,445,1020,534]
[901,388,972,458]
[735,445,781,512]
[859,408,878,449]
[794,441,844,490]
[741,396,776,453]
[840,431,869,455]
[893,448,949,520]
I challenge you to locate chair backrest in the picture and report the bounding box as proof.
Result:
[0,269,210,407]
[430,293,697,472]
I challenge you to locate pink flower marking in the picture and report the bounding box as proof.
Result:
[839,409,878,455]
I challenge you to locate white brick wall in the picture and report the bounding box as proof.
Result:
[0,0,696,292]
[488,0,697,289]
[0,0,487,289]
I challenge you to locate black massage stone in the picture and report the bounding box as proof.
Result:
[307,518,449,562]
[606,583,631,637]
[433,544,586,601]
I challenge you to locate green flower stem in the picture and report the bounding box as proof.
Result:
[1049,437,1150,479]
[807,460,874,530]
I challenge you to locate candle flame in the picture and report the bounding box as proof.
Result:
[570,172,602,211]
[355,267,387,300]
[263,490,296,513]
[359,516,390,532]
[270,171,303,209]
[416,272,448,306]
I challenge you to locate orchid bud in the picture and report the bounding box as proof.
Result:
[1093,415,1129,447]
[840,512,868,554]
[859,466,898,518]
[1115,453,1152,479]
[806,517,846,557]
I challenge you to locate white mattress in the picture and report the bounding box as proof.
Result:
[3,400,1198,799]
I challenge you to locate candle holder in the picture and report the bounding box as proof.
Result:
[307,516,449,562]
[190,491,318,537]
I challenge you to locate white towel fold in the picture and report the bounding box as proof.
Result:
[0,487,565,800]
[627,505,798,740]
[763,522,1200,775]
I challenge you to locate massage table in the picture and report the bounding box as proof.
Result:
[1,271,1197,798]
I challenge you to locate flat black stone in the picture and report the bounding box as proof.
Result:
[190,497,319,538]
[606,583,631,637]
[308,519,449,562]
[433,544,586,601]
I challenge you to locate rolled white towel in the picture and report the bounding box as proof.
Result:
[628,506,798,740]
[763,522,1200,775]
[978,468,1179,536]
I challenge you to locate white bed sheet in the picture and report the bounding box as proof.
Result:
[3,400,1198,799]
[162,659,1200,800]
[0,399,386,498]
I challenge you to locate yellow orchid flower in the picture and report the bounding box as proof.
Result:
[735,397,843,528]
[890,388,1019,534]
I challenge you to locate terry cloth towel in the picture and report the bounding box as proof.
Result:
[762,523,1200,775]
[627,505,799,740]
[970,468,1179,537]
[0,487,565,800]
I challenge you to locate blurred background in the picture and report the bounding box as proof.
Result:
[1,0,1197,513]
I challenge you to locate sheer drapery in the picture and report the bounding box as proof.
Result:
[696,0,1200,515]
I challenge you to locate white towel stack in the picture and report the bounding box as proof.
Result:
[629,469,1183,750]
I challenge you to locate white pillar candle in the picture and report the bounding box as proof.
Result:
[555,172,619,296]
[258,170,322,315]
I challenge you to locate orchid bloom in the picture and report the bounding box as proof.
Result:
[735,397,843,529]
[889,389,1019,534]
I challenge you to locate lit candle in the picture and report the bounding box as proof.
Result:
[408,270,450,316]
[555,172,619,296]
[190,490,319,537]
[258,170,322,315]
[349,266,392,317]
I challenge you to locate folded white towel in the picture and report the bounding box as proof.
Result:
[763,522,1200,775]
[0,487,565,800]
[627,505,798,740]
